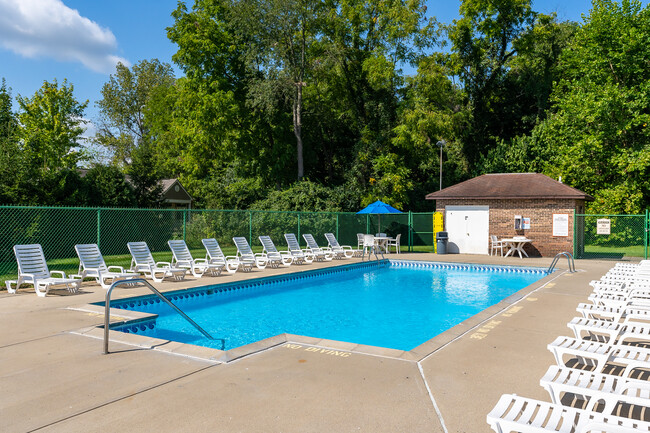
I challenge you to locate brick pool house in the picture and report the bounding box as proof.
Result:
[425,173,594,257]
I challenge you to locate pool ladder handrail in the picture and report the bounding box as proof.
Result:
[547,252,576,274]
[104,278,223,354]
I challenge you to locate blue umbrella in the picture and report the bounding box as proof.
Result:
[357,200,403,234]
[356,200,403,215]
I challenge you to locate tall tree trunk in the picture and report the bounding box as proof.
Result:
[294,83,304,179]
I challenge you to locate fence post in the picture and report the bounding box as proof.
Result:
[643,209,648,260]
[96,208,101,248]
[366,214,369,234]
[646,209,649,260]
[297,213,301,241]
[336,213,339,239]
[572,209,576,258]
[249,211,253,244]
[183,209,187,241]
[408,211,412,253]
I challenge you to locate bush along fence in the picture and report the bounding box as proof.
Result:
[0,205,437,280]
[574,212,649,259]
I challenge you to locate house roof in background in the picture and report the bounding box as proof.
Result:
[425,173,594,201]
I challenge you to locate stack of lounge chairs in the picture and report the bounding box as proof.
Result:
[487,261,650,432]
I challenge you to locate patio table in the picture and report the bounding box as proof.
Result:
[502,237,532,259]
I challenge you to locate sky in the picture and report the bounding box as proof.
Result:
[0,0,609,125]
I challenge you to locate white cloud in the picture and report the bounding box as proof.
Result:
[0,0,130,73]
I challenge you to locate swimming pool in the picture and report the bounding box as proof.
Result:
[109,260,547,351]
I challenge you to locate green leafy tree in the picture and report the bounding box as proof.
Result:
[95,59,175,165]
[0,78,24,204]
[17,79,88,171]
[533,0,650,213]
[84,165,136,207]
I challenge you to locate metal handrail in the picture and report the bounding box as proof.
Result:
[547,252,576,274]
[104,278,223,354]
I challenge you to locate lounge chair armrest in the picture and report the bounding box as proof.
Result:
[155,261,172,268]
[255,253,266,258]
[107,265,125,273]
[49,270,67,278]
[225,255,238,261]
[193,258,208,265]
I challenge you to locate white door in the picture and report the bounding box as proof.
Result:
[445,206,489,254]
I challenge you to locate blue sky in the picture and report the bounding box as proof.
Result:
[0,0,611,125]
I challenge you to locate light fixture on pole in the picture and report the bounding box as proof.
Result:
[436,140,446,190]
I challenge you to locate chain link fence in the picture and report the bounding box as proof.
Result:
[574,213,648,259]
[0,206,435,286]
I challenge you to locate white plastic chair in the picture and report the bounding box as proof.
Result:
[387,234,401,254]
[127,242,186,283]
[259,236,293,268]
[202,238,245,273]
[75,244,139,289]
[302,234,334,261]
[357,233,364,250]
[168,240,223,277]
[284,233,314,264]
[233,237,268,269]
[490,235,504,256]
[324,233,359,258]
[6,244,82,297]
[362,234,384,261]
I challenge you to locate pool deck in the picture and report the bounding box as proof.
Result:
[0,253,624,432]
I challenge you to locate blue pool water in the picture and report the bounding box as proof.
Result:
[111,261,546,351]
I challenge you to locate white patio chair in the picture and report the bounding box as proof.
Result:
[489,235,504,256]
[6,244,82,297]
[387,233,401,254]
[569,316,650,346]
[258,236,293,268]
[233,237,268,269]
[357,233,364,250]
[361,234,384,261]
[201,238,245,273]
[127,242,186,283]
[75,243,139,289]
[302,234,334,261]
[576,302,650,323]
[284,233,314,264]
[487,393,650,433]
[324,233,359,258]
[168,240,223,278]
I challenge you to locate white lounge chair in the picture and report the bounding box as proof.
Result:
[302,234,333,261]
[569,317,650,346]
[577,302,650,323]
[487,393,650,433]
[284,233,314,264]
[127,242,186,283]
[547,335,650,376]
[168,240,223,277]
[258,236,293,268]
[540,365,650,414]
[201,238,245,273]
[324,233,360,258]
[233,237,268,269]
[75,244,139,289]
[6,244,82,297]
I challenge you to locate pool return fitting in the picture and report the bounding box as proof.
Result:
[103,278,224,354]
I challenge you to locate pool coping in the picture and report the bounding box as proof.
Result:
[68,259,561,364]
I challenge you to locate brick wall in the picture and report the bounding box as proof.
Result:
[435,199,586,257]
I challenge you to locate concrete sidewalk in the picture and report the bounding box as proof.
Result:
[0,253,621,432]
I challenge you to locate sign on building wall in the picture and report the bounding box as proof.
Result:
[553,214,569,237]
[597,218,611,235]
[522,218,531,230]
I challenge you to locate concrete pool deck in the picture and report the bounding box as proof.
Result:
[0,253,623,432]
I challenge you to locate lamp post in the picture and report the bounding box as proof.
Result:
[436,140,446,190]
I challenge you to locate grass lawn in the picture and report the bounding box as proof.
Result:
[581,244,645,259]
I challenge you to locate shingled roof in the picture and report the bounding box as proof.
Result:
[425,173,593,201]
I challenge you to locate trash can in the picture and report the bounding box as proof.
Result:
[436,231,448,254]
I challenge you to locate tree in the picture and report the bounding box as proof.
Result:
[84,165,136,207]
[532,0,650,213]
[0,78,23,204]
[95,59,175,165]
[448,0,536,165]
[17,79,88,172]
